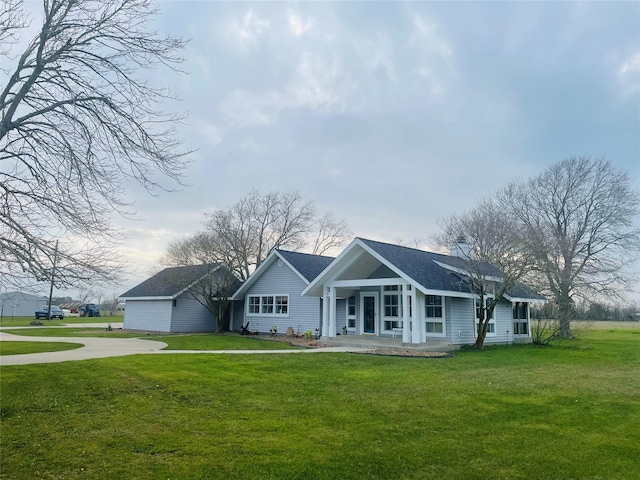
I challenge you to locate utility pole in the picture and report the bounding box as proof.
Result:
[46,240,59,320]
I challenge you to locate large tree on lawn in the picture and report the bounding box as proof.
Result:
[438,199,536,350]
[499,156,640,339]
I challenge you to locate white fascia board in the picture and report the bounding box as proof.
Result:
[231,253,277,300]
[423,289,476,299]
[433,260,503,283]
[118,296,173,301]
[504,294,547,304]
[302,238,363,296]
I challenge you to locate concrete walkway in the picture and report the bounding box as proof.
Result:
[0,327,367,366]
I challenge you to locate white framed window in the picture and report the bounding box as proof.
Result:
[275,296,288,315]
[248,296,260,314]
[425,295,445,336]
[347,296,356,329]
[247,295,289,317]
[475,297,496,335]
[383,289,401,332]
[512,302,529,335]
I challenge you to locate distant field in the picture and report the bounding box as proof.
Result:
[572,320,640,329]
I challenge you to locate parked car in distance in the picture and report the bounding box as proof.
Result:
[35,305,65,320]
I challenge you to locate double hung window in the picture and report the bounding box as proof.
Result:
[247,295,289,317]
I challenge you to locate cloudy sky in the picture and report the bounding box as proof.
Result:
[59,1,640,297]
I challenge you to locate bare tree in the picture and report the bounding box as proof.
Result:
[310,212,351,256]
[438,199,537,350]
[186,265,241,332]
[499,157,640,338]
[1,0,191,290]
[203,190,349,280]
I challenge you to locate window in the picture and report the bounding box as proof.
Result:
[384,294,399,317]
[512,302,529,335]
[347,296,356,329]
[275,296,288,315]
[475,297,496,334]
[383,289,401,332]
[261,296,274,314]
[425,295,445,336]
[425,295,442,318]
[247,295,289,317]
[248,296,260,314]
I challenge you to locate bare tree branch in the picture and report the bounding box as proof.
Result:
[499,156,640,338]
[1,0,192,290]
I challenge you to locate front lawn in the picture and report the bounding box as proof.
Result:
[0,315,122,327]
[0,341,83,356]
[1,330,638,479]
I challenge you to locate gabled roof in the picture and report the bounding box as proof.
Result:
[120,264,222,300]
[231,249,335,300]
[303,238,544,301]
[357,238,476,294]
[276,250,335,282]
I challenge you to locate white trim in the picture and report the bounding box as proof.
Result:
[424,294,446,338]
[245,294,290,318]
[475,296,496,337]
[433,260,503,283]
[504,294,546,304]
[346,295,357,331]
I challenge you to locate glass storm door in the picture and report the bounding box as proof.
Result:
[363,295,376,334]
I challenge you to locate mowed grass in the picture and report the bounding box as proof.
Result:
[0,315,121,327]
[0,341,82,356]
[1,330,639,480]
[1,329,299,351]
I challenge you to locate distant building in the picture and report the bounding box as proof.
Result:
[0,291,47,318]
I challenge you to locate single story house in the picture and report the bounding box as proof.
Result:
[119,238,543,346]
[120,263,241,333]
[231,249,335,335]
[301,238,545,346]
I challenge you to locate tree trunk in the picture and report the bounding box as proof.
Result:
[556,289,574,339]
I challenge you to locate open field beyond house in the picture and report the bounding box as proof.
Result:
[1,329,639,480]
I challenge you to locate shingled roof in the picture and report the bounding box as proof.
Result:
[358,238,543,299]
[277,250,335,282]
[120,264,221,299]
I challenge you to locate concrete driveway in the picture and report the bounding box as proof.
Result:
[0,325,366,366]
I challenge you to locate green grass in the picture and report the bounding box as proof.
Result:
[4,327,143,338]
[0,341,83,356]
[1,330,299,350]
[0,315,121,327]
[1,330,638,479]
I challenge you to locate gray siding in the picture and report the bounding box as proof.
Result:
[243,260,320,334]
[123,300,172,332]
[488,302,514,344]
[335,298,347,332]
[450,297,476,345]
[170,293,216,332]
[230,299,245,331]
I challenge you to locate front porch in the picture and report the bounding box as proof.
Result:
[319,333,457,352]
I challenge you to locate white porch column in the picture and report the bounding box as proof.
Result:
[417,293,426,343]
[402,285,410,343]
[329,286,337,338]
[411,288,420,344]
[321,287,329,337]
